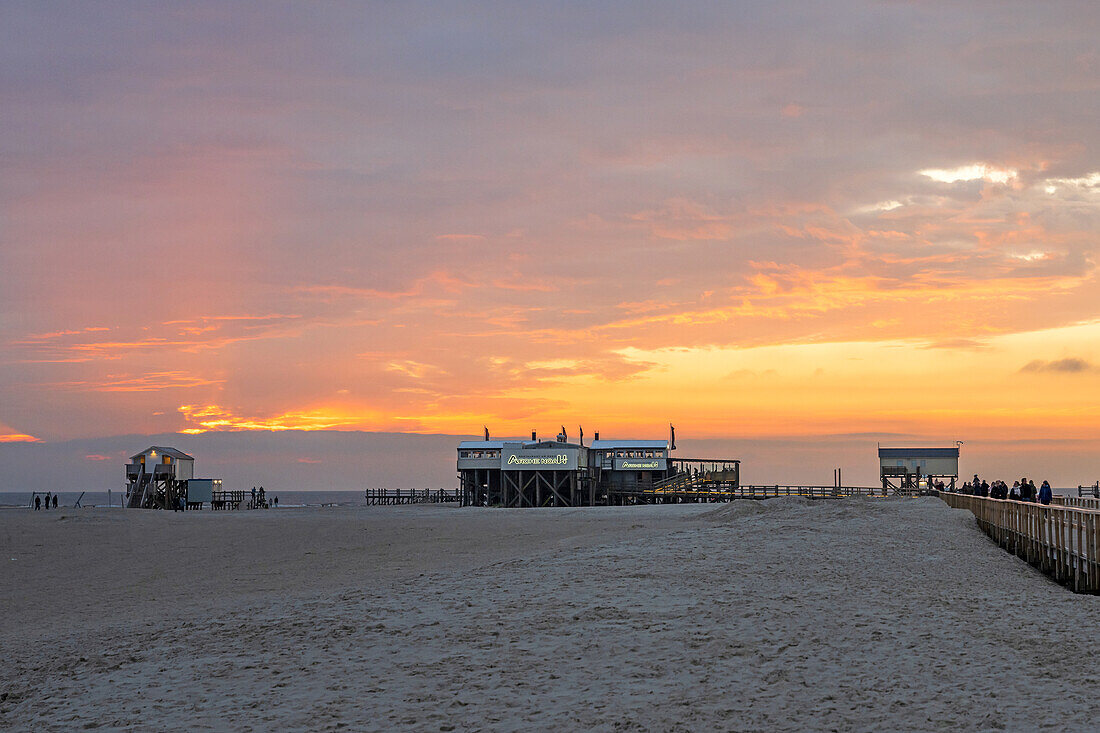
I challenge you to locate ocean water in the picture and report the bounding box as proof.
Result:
[0,490,372,509]
[2,486,1092,509]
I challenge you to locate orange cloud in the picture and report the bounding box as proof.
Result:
[0,422,40,443]
[178,404,381,434]
[43,371,224,393]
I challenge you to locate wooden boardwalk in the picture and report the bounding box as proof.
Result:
[611,484,918,504]
[365,488,462,505]
[939,492,1100,594]
[1056,496,1100,511]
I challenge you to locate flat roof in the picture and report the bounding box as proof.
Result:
[458,440,557,450]
[589,440,668,450]
[458,441,507,449]
[131,446,194,460]
[878,447,959,459]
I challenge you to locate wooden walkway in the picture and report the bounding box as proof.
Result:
[211,490,246,510]
[611,484,918,504]
[365,488,462,505]
[1056,496,1100,511]
[939,492,1100,594]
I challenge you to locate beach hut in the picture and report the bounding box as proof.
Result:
[878,446,959,491]
[125,446,212,509]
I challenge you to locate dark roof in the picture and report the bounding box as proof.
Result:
[131,446,194,461]
[589,439,668,450]
[458,441,507,449]
[878,447,959,459]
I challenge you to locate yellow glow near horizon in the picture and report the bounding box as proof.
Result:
[412,321,1100,440]
[159,319,1100,442]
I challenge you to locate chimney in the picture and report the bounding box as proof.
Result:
[531,430,537,441]
[595,431,600,441]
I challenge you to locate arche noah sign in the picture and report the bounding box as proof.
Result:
[501,449,579,470]
[508,454,568,466]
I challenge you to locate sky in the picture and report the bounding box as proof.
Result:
[2,2,1100,490]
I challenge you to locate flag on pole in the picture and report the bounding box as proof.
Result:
[669,423,676,451]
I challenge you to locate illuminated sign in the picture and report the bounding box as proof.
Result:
[614,458,666,471]
[501,448,579,471]
[507,454,569,466]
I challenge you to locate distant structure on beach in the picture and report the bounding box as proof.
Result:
[124,446,222,509]
[458,426,740,507]
[878,445,960,491]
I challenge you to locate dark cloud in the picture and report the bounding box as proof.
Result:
[1020,358,1095,373]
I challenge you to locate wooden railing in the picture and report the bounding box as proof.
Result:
[1055,496,1100,511]
[640,484,903,499]
[938,492,1100,594]
[211,490,246,510]
[365,488,462,505]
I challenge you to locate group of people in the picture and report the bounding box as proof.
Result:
[33,492,58,510]
[957,474,1053,505]
[250,486,278,509]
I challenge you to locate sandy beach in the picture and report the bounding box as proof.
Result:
[2,497,1099,731]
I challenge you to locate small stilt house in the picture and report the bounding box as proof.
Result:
[125,446,219,509]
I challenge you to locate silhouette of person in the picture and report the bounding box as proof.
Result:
[34,495,41,511]
[52,494,58,509]
[43,492,51,510]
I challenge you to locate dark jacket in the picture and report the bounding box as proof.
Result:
[1038,484,1053,505]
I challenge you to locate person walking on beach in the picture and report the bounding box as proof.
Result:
[1038,480,1053,505]
[34,494,41,510]
[43,491,51,510]
[273,496,278,508]
[52,494,58,509]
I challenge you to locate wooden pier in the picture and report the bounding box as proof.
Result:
[459,482,919,507]
[365,488,462,505]
[211,490,246,510]
[939,492,1100,594]
[608,483,917,504]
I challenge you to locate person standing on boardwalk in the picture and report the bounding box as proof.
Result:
[1038,481,1053,505]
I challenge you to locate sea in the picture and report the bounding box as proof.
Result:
[0,490,371,509]
[2,486,1092,510]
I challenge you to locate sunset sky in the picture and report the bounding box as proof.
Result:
[3,2,1100,489]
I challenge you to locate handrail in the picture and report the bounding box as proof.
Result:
[938,492,1100,594]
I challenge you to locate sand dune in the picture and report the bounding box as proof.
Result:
[2,498,1098,730]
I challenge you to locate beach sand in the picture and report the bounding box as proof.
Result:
[2,497,1098,731]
